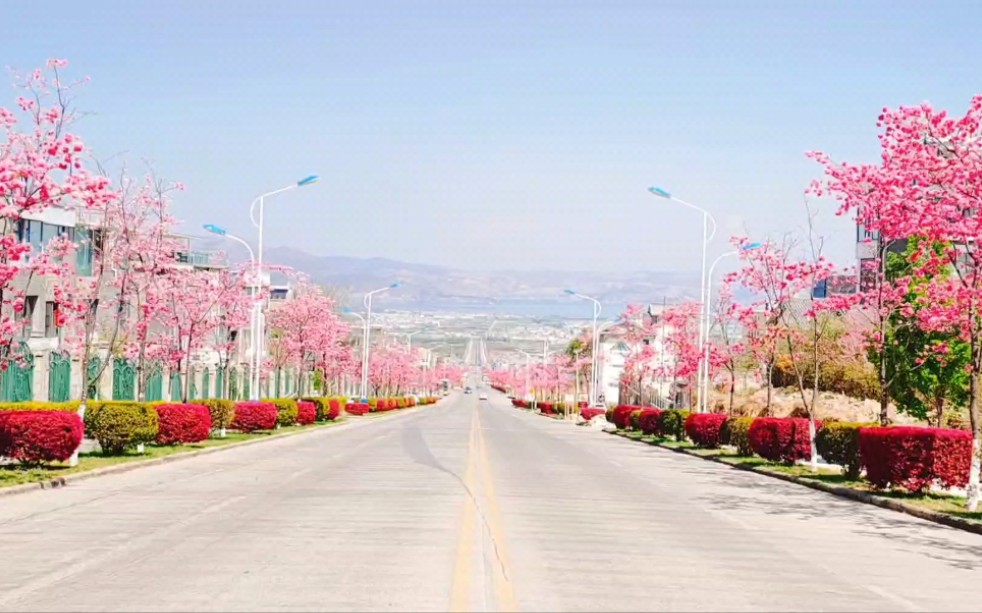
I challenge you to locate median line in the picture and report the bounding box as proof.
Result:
[475,408,518,612]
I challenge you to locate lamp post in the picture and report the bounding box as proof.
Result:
[247,175,319,398]
[564,289,602,407]
[700,242,761,412]
[648,187,717,413]
[341,307,366,399]
[204,224,261,400]
[362,283,399,399]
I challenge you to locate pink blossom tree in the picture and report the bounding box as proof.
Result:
[813,98,982,509]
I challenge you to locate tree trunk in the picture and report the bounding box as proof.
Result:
[967,336,981,512]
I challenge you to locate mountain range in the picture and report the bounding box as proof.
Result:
[212,241,702,314]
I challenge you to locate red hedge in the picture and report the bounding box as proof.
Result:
[540,402,556,415]
[0,411,83,464]
[156,403,211,445]
[859,426,972,493]
[326,398,342,420]
[684,413,728,448]
[580,407,605,421]
[639,408,662,435]
[232,402,278,432]
[346,402,370,416]
[296,401,316,425]
[749,417,814,463]
[611,405,639,429]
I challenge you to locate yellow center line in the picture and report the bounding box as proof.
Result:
[476,409,518,613]
[450,412,479,612]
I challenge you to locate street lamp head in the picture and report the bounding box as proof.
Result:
[648,186,672,199]
[742,242,762,251]
[389,282,400,289]
[203,223,227,236]
[563,289,576,295]
[341,307,353,314]
[297,175,319,187]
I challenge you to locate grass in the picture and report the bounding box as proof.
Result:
[612,427,982,527]
[0,420,344,489]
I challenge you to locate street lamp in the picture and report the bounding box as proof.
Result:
[248,175,319,398]
[362,282,399,399]
[341,307,366,398]
[204,223,261,400]
[564,289,603,407]
[403,330,422,352]
[648,186,717,413]
[699,242,761,412]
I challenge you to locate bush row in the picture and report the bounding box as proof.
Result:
[344,396,436,417]
[611,408,974,495]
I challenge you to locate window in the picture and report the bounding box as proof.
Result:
[18,296,38,336]
[44,301,59,337]
[270,288,288,300]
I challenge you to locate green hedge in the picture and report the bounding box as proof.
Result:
[84,402,159,455]
[660,410,691,441]
[262,398,299,427]
[0,402,79,412]
[196,399,236,431]
[630,409,644,431]
[815,421,875,479]
[302,397,330,421]
[724,417,755,456]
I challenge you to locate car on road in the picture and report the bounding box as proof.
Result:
[464,387,472,394]
[478,392,488,400]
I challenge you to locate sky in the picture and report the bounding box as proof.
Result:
[5,0,982,276]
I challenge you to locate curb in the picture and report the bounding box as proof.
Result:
[607,429,982,537]
[0,403,433,499]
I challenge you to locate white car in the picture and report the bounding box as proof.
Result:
[478,392,488,400]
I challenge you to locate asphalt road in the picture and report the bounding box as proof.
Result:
[2,391,981,612]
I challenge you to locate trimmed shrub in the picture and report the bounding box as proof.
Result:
[155,403,211,445]
[0,401,79,413]
[659,410,691,441]
[0,411,84,464]
[197,399,235,432]
[580,407,605,421]
[301,397,329,421]
[232,402,278,432]
[605,407,615,422]
[724,417,755,456]
[611,405,638,430]
[85,402,159,455]
[859,426,972,493]
[346,402,370,416]
[638,408,662,435]
[815,421,874,479]
[539,402,556,415]
[263,398,299,426]
[629,409,644,431]
[327,397,343,420]
[297,401,316,425]
[684,413,729,448]
[749,417,812,464]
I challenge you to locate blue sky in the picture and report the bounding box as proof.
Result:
[6,1,982,275]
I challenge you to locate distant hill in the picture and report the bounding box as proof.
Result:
[209,241,707,312]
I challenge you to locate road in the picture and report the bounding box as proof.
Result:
[2,391,981,612]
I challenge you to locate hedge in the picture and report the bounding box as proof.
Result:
[721,417,755,456]
[638,408,662,435]
[85,402,159,455]
[0,411,84,465]
[232,402,278,432]
[296,400,316,425]
[815,421,874,479]
[749,417,813,464]
[610,405,639,430]
[859,426,972,493]
[346,402,370,416]
[580,407,605,421]
[659,410,691,441]
[0,401,79,413]
[684,413,728,448]
[155,404,211,445]
[263,398,299,427]
[196,399,236,433]
[539,402,556,415]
